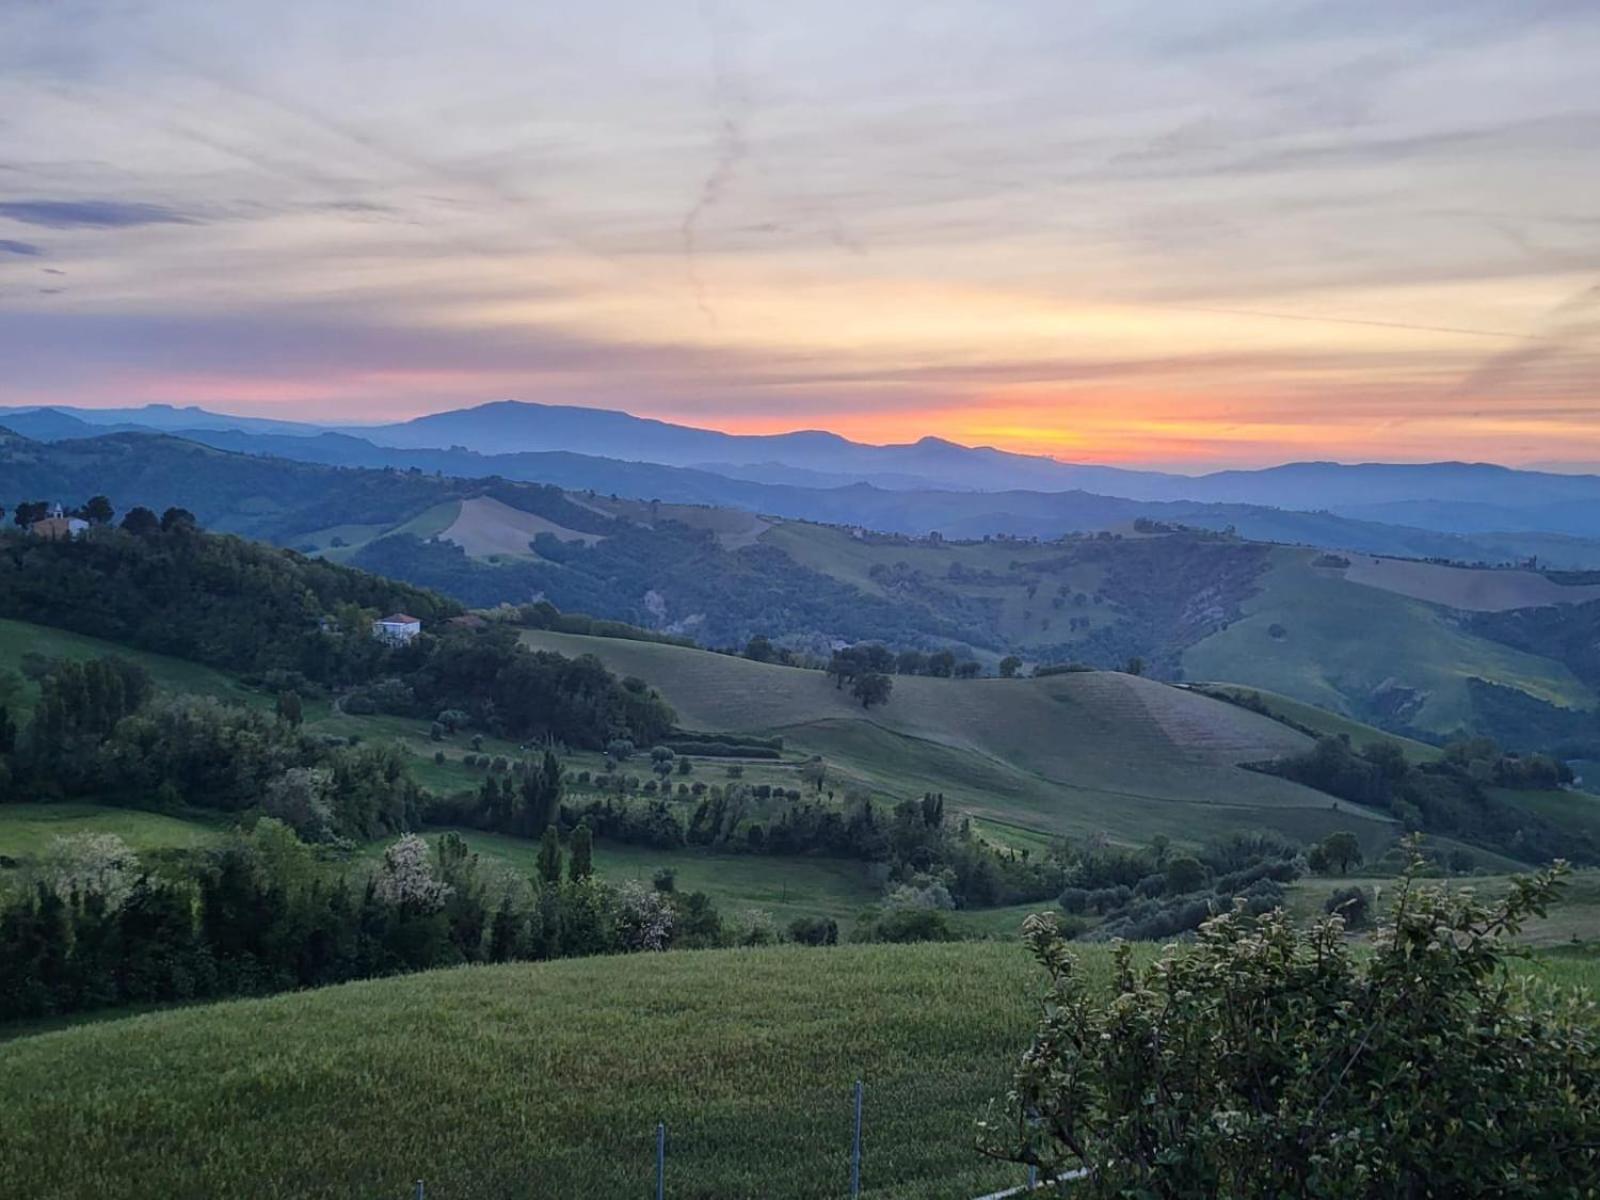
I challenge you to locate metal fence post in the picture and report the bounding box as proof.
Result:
[850,1079,864,1197]
[655,1121,666,1200]
[413,1182,424,1200]
[1027,1164,1038,1190]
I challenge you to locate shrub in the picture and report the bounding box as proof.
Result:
[788,916,839,946]
[852,907,957,944]
[979,847,1599,1195]
[1323,884,1372,929]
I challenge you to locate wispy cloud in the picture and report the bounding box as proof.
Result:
[0,199,198,229]
[0,238,41,255]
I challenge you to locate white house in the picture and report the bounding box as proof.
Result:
[372,613,422,644]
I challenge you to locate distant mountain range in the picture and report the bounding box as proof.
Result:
[5,419,1600,569]
[7,399,1600,543]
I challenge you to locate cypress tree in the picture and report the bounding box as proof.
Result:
[536,824,562,885]
[568,820,594,882]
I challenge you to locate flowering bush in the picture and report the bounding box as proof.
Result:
[374,834,453,912]
[41,833,137,909]
[615,881,674,951]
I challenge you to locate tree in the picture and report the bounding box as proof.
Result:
[275,689,303,728]
[980,850,1599,1196]
[13,500,48,528]
[81,495,114,525]
[536,824,562,885]
[926,649,956,677]
[955,661,981,679]
[800,757,828,793]
[1163,854,1206,895]
[120,506,160,536]
[1319,830,1363,875]
[896,650,927,676]
[159,506,197,533]
[851,672,893,710]
[1124,656,1144,676]
[999,655,1023,678]
[568,821,594,882]
[744,635,775,663]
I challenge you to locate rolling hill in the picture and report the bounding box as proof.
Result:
[518,628,1397,851]
[6,427,1600,751]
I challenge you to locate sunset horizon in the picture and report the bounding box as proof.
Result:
[4,2,1597,470]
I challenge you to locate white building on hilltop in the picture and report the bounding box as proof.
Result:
[372,613,422,644]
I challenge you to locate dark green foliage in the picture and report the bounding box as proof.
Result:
[0,822,734,1024]
[568,821,594,881]
[981,849,1600,1196]
[536,825,562,884]
[786,916,839,945]
[275,689,303,728]
[1267,734,1594,863]
[851,907,957,943]
[851,671,893,709]
[0,521,453,686]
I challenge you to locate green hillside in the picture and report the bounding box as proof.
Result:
[0,618,260,718]
[1183,547,1597,739]
[3,939,1595,1200]
[519,629,1398,850]
[8,427,1597,752]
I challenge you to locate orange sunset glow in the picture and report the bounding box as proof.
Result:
[2,3,1597,468]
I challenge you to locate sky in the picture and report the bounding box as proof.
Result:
[1,0,1597,469]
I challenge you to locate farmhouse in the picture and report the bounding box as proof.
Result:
[372,613,422,644]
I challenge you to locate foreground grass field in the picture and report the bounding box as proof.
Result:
[0,943,1048,1200]
[4,938,1596,1200]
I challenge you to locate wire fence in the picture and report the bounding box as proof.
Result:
[398,1079,1075,1199]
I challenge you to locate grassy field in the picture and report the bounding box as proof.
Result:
[0,803,227,860]
[1189,682,1442,763]
[396,828,886,928]
[520,628,1400,852]
[0,942,1051,1200]
[0,617,261,717]
[1184,547,1596,737]
[3,936,1596,1200]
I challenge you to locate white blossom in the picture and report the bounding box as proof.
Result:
[615,880,674,951]
[42,833,138,909]
[374,834,453,911]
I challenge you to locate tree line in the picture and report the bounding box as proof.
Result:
[0,821,746,1024]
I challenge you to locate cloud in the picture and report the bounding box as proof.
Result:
[680,0,752,323]
[0,200,198,229]
[0,239,41,255]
